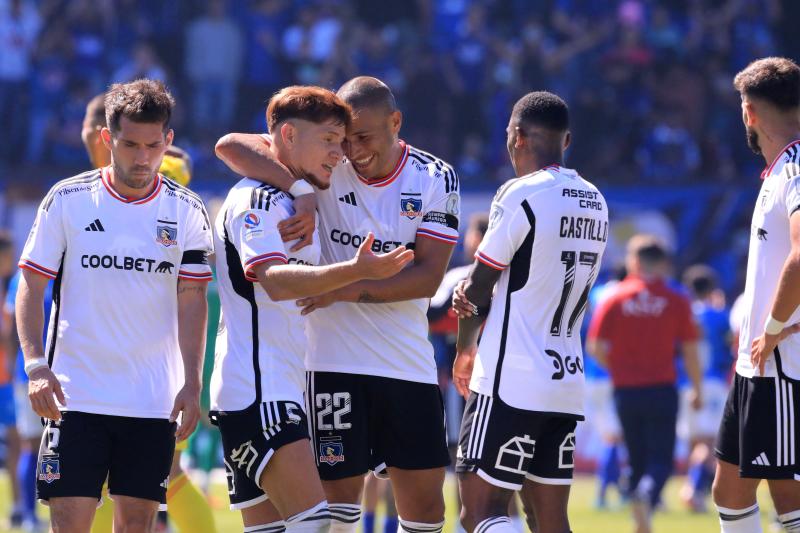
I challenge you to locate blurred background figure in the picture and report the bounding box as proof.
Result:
[587,235,702,533]
[676,265,732,513]
[362,476,398,533]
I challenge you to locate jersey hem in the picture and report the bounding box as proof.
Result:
[58,406,173,419]
[469,387,585,420]
[304,363,438,385]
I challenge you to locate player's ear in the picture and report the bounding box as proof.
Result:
[563,131,571,151]
[389,110,402,135]
[280,121,295,147]
[100,127,113,150]
[742,100,756,127]
[514,126,526,149]
[165,129,174,147]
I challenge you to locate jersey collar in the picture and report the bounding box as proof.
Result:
[356,140,408,187]
[761,139,800,180]
[101,166,163,205]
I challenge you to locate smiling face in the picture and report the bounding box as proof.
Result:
[283,118,345,189]
[102,116,173,190]
[343,105,401,179]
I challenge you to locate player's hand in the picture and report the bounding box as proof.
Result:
[279,193,316,252]
[297,291,338,316]
[453,345,477,400]
[452,279,477,318]
[170,383,201,442]
[353,232,414,280]
[28,366,65,422]
[751,323,800,375]
[688,388,702,411]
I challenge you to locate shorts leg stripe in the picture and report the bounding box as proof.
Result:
[260,403,268,431]
[789,382,795,465]
[466,394,483,459]
[783,380,790,467]
[476,397,493,460]
[253,448,275,489]
[307,372,317,466]
[230,493,269,510]
[777,377,783,467]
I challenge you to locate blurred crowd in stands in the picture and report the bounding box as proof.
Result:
[1,0,798,187]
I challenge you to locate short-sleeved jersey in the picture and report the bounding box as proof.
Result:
[211,177,320,411]
[18,167,213,419]
[738,140,800,379]
[588,276,698,389]
[306,141,460,384]
[470,166,607,417]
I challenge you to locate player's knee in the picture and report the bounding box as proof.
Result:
[285,501,331,533]
[114,513,156,533]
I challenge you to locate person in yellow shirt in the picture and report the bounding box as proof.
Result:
[81,93,216,533]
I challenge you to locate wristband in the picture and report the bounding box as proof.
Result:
[24,357,48,377]
[288,179,314,197]
[765,314,785,336]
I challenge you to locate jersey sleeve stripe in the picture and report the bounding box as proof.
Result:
[243,252,289,281]
[18,259,58,279]
[416,228,458,244]
[177,270,213,281]
[475,252,507,271]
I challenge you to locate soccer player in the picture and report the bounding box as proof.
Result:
[712,56,800,533]
[450,91,608,533]
[16,79,212,533]
[80,91,218,533]
[678,265,732,512]
[211,85,413,533]
[215,76,460,533]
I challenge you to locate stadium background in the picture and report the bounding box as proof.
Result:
[0,0,797,531]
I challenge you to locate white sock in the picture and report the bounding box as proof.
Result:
[779,510,800,532]
[717,503,762,533]
[508,516,525,532]
[397,519,445,533]
[473,517,516,533]
[329,503,361,533]
[245,522,286,533]
[285,501,330,533]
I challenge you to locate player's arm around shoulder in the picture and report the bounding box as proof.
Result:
[304,169,461,308]
[215,132,316,251]
[255,232,414,302]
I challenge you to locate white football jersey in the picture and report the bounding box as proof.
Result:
[19,168,213,419]
[306,141,460,384]
[470,166,608,417]
[737,140,800,380]
[211,178,320,411]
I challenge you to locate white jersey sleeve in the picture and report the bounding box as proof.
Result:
[784,174,800,217]
[417,170,460,245]
[475,189,531,270]
[228,200,288,282]
[177,202,214,282]
[19,185,67,279]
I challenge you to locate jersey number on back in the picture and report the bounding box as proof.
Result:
[550,250,598,337]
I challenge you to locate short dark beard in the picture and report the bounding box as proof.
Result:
[112,161,156,190]
[746,126,762,156]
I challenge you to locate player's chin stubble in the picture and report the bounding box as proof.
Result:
[746,127,762,156]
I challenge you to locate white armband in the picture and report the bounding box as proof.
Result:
[765,314,785,336]
[24,357,49,377]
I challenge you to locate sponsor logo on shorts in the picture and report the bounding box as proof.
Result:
[495,435,536,475]
[319,437,345,465]
[559,433,576,469]
[39,455,61,484]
